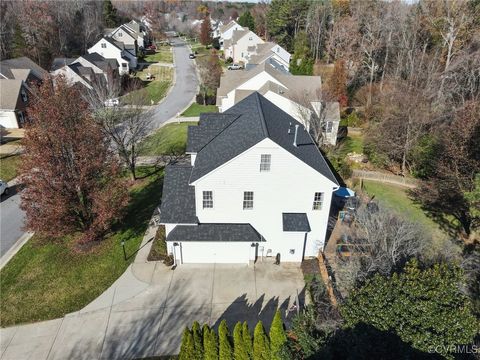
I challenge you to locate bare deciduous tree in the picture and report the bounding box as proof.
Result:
[335,202,428,292]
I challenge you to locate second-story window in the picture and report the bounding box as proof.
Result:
[243,191,254,210]
[118,32,123,37]
[101,43,107,48]
[203,191,213,209]
[326,121,333,133]
[312,192,324,210]
[260,154,271,172]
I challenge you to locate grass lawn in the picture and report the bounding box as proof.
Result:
[0,154,21,181]
[338,134,364,157]
[0,167,163,327]
[144,48,173,63]
[181,103,218,117]
[139,122,198,156]
[360,180,448,242]
[123,66,173,105]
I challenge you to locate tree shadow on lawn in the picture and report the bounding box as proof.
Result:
[112,171,163,252]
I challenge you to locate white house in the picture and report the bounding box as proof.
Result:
[227,29,265,64]
[88,37,136,75]
[216,61,341,145]
[124,20,148,48]
[218,20,244,50]
[159,93,339,264]
[109,25,138,54]
[247,42,291,71]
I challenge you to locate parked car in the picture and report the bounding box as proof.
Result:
[189,53,196,59]
[228,63,243,70]
[0,180,9,197]
[104,98,119,107]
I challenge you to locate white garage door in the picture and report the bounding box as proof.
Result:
[179,241,252,264]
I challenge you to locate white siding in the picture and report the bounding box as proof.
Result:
[192,138,337,261]
[0,111,19,128]
[167,241,253,264]
[232,31,264,64]
[263,91,311,127]
[88,39,129,75]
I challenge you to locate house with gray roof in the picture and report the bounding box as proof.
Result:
[246,42,291,71]
[217,60,341,145]
[159,92,339,264]
[88,37,137,74]
[0,57,47,128]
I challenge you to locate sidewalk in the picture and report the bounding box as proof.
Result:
[0,223,160,360]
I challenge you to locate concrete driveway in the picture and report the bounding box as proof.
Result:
[0,242,306,360]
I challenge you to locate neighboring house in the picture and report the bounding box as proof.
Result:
[124,20,148,48]
[211,19,223,39]
[218,20,244,50]
[247,42,291,72]
[51,63,95,90]
[50,57,76,72]
[88,37,136,74]
[109,25,138,55]
[51,53,120,97]
[227,29,264,64]
[216,61,341,146]
[159,92,339,264]
[0,57,48,128]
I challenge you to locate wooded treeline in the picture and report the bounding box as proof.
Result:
[0,0,129,68]
[264,0,480,240]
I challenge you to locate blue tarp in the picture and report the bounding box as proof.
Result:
[334,187,355,198]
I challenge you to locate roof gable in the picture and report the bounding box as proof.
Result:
[190,92,338,185]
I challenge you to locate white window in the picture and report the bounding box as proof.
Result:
[203,191,213,209]
[243,191,254,210]
[313,192,324,210]
[101,43,107,48]
[326,121,333,133]
[122,63,127,68]
[118,32,123,37]
[249,37,253,40]
[260,154,271,172]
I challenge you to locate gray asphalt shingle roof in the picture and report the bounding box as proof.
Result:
[190,92,339,185]
[282,213,311,232]
[186,113,239,153]
[160,164,198,224]
[166,223,264,242]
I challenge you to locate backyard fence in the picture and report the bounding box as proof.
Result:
[352,170,418,188]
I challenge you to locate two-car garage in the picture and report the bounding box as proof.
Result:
[166,223,263,264]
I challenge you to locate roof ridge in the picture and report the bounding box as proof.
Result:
[255,92,269,137]
[194,114,241,153]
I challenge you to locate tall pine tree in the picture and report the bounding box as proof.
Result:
[204,325,219,360]
[242,322,253,359]
[238,10,255,31]
[269,310,287,359]
[218,320,233,360]
[233,322,249,360]
[192,321,204,359]
[179,327,195,360]
[253,321,271,360]
[103,0,118,27]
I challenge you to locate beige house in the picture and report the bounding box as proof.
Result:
[0,57,47,128]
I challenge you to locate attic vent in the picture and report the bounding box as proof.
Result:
[293,124,299,147]
[288,122,292,134]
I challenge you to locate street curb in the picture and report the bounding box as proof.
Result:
[0,232,34,270]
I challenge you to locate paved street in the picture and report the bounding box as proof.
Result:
[0,183,26,258]
[0,225,305,359]
[151,37,199,129]
[0,38,198,262]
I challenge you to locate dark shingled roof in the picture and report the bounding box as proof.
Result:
[186,113,239,153]
[160,164,198,224]
[166,223,264,242]
[282,213,311,232]
[190,92,339,185]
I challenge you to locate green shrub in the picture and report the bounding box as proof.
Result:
[147,226,173,265]
[204,325,218,360]
[219,320,233,360]
[192,321,204,359]
[253,321,270,360]
[269,311,287,359]
[233,322,249,360]
[179,327,194,360]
